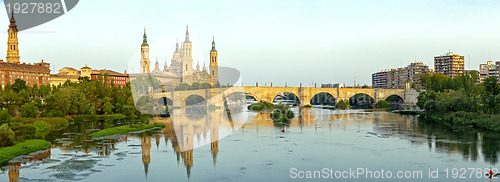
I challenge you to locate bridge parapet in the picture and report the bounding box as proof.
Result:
[152,86,410,108]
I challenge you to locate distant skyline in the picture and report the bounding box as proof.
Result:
[1,0,500,86]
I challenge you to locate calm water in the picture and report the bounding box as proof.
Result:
[1,108,500,182]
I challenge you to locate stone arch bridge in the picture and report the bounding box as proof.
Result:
[153,86,417,108]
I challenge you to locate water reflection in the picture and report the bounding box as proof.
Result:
[3,108,500,181]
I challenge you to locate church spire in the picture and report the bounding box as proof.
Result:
[9,11,16,30]
[175,38,179,53]
[142,28,148,46]
[184,25,190,43]
[211,36,216,52]
[6,10,19,64]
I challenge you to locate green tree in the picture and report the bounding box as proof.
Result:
[375,100,391,108]
[0,110,11,125]
[0,123,15,147]
[483,76,500,96]
[11,79,28,93]
[20,103,38,118]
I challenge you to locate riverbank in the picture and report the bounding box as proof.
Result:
[89,123,166,138]
[72,114,127,120]
[0,139,51,164]
[423,111,500,132]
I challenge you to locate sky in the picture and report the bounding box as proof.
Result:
[1,0,500,86]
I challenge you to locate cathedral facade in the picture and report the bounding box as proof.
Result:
[140,26,218,89]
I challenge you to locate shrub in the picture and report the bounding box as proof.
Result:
[248,102,273,111]
[20,103,39,118]
[271,103,295,122]
[47,110,65,117]
[336,100,350,110]
[11,125,36,137]
[0,110,12,125]
[375,100,391,108]
[32,120,48,131]
[0,124,15,147]
[7,105,19,117]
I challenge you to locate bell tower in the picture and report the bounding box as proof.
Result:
[210,36,218,85]
[181,25,194,84]
[6,11,19,64]
[140,28,150,73]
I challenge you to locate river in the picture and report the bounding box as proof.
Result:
[1,107,499,181]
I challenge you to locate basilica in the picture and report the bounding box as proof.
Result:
[139,26,219,89]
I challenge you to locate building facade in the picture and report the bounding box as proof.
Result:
[0,12,50,88]
[434,52,464,78]
[372,71,387,89]
[50,64,128,86]
[137,26,218,89]
[372,62,431,90]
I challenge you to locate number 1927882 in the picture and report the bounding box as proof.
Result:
[5,3,62,14]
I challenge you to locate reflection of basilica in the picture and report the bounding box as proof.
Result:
[146,107,231,179]
[7,148,51,182]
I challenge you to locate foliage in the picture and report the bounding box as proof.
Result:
[20,103,38,118]
[270,103,295,122]
[32,120,49,131]
[0,139,51,164]
[418,73,500,131]
[89,123,165,138]
[335,100,350,110]
[375,100,391,108]
[0,73,139,118]
[0,124,15,147]
[11,79,28,93]
[0,110,12,125]
[247,102,273,111]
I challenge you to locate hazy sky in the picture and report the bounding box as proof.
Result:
[2,0,500,86]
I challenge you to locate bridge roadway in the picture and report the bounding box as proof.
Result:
[153,86,417,108]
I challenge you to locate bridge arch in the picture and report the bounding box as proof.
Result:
[158,97,173,106]
[385,95,404,104]
[349,93,375,108]
[310,92,336,106]
[273,92,300,105]
[185,94,207,106]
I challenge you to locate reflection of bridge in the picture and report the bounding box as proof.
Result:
[154,86,417,107]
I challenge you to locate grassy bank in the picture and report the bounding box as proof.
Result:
[89,123,165,138]
[248,102,274,111]
[0,139,51,164]
[424,111,500,132]
[73,114,127,121]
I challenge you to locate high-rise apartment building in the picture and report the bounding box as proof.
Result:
[434,52,464,78]
[372,62,431,89]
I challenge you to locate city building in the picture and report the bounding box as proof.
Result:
[333,83,345,88]
[321,83,344,88]
[133,26,219,89]
[372,71,387,89]
[478,61,497,82]
[372,62,431,90]
[50,64,128,86]
[0,12,50,88]
[434,52,464,78]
